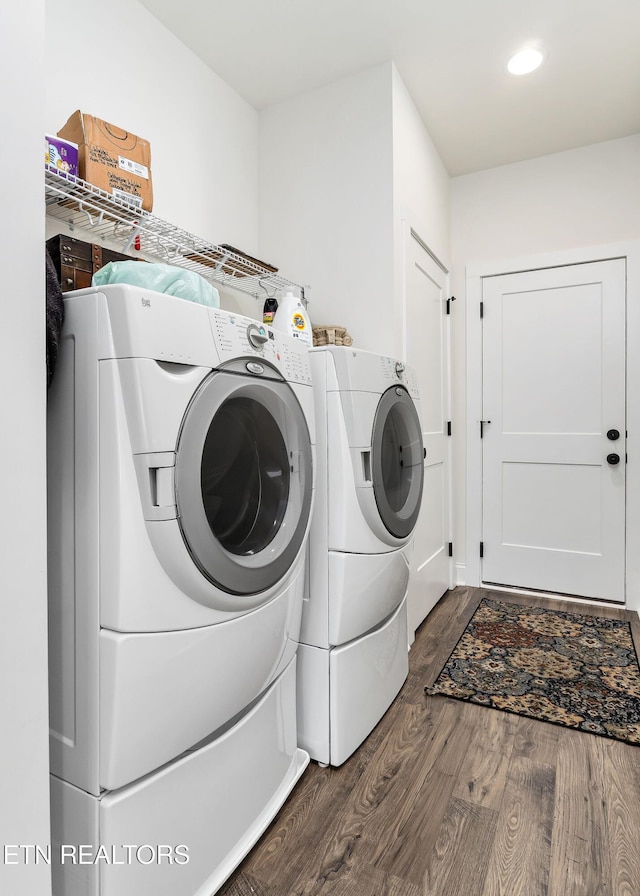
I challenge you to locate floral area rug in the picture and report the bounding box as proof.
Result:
[425,598,640,746]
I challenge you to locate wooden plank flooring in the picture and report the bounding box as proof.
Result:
[218,587,640,896]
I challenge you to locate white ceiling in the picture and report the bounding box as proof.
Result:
[138,0,640,176]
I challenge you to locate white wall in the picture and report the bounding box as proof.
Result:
[46,0,260,267]
[452,135,640,263]
[259,64,396,356]
[1,2,52,894]
[258,63,451,360]
[391,66,451,272]
[450,135,640,579]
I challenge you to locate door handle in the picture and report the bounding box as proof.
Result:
[607,453,620,465]
[607,429,620,441]
[361,451,372,482]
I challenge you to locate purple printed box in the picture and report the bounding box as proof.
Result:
[45,134,78,177]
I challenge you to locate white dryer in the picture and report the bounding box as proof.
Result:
[47,284,314,896]
[297,346,424,766]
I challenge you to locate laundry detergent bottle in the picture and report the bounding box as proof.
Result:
[272,289,312,346]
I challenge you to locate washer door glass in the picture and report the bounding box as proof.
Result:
[175,369,312,595]
[371,386,424,538]
[202,396,290,555]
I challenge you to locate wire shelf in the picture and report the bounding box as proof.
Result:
[44,165,302,300]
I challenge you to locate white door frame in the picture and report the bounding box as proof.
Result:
[465,239,640,614]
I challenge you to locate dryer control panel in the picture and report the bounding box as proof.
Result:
[316,346,420,400]
[209,308,312,386]
[380,355,420,399]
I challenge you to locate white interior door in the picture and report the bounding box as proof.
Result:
[482,259,626,602]
[404,229,452,638]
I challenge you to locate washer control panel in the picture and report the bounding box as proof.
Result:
[209,308,312,385]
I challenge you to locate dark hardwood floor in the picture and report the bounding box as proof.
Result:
[219,587,640,896]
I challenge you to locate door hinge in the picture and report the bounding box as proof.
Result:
[480,301,484,319]
[448,542,453,557]
[446,295,457,315]
[447,421,452,436]
[480,541,484,558]
[480,419,491,438]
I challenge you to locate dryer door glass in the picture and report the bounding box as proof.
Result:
[371,386,424,538]
[175,369,312,595]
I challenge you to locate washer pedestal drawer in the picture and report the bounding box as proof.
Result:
[50,659,308,896]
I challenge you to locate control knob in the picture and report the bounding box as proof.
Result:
[247,323,269,349]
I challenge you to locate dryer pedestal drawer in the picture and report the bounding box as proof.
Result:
[297,597,409,766]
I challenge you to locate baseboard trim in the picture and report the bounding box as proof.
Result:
[480,582,624,611]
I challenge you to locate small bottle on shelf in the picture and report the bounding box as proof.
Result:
[263,297,278,325]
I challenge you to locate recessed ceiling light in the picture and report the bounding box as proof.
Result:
[507,47,544,76]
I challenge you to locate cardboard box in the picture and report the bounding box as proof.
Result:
[45,134,79,177]
[57,110,153,211]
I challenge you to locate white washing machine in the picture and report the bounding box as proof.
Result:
[297,346,424,766]
[47,283,314,896]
